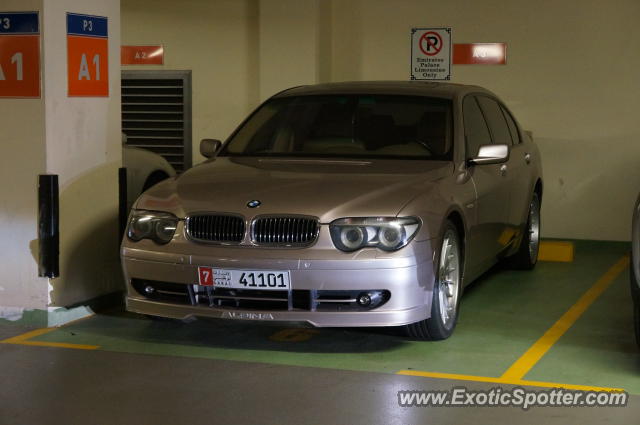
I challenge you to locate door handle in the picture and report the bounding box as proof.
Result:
[524,153,531,164]
[500,164,508,176]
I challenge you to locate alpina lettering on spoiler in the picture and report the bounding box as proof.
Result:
[222,312,275,320]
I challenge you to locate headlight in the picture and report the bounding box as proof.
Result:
[330,217,420,252]
[127,210,179,244]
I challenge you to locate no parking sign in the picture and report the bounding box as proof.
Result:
[67,13,108,97]
[411,28,451,80]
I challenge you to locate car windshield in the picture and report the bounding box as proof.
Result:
[219,95,453,160]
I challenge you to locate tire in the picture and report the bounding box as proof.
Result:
[142,171,169,192]
[510,192,541,270]
[405,220,462,340]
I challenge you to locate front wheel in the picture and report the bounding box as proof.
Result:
[405,221,462,340]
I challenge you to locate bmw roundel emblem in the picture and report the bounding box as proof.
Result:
[247,200,261,208]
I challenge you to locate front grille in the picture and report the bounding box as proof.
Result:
[252,216,319,246]
[186,214,245,243]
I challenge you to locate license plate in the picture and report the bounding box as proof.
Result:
[197,266,291,291]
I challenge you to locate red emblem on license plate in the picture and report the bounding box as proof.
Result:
[198,266,214,286]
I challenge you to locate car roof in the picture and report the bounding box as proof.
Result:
[274,81,494,99]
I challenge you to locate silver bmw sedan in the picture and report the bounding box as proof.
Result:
[121,81,543,340]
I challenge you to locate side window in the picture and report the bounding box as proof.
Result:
[463,96,491,158]
[500,105,521,144]
[477,96,512,146]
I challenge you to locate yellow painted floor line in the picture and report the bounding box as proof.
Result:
[397,370,623,392]
[1,327,99,350]
[1,327,57,343]
[539,240,574,262]
[397,255,630,393]
[500,255,629,381]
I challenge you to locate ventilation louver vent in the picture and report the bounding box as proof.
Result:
[122,74,191,173]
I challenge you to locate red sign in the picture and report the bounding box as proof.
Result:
[453,43,507,65]
[121,45,163,65]
[67,13,109,97]
[198,266,214,286]
[419,31,443,56]
[0,12,40,98]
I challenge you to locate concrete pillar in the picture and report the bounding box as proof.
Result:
[258,0,328,100]
[0,0,121,326]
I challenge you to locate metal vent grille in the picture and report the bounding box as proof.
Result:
[186,214,245,243]
[122,71,192,173]
[252,216,319,246]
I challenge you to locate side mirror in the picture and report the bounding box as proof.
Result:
[468,144,510,165]
[200,138,222,158]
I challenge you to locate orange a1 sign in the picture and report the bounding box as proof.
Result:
[0,12,40,98]
[67,13,108,97]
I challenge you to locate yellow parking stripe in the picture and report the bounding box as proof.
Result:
[538,241,574,262]
[397,370,623,392]
[500,255,629,380]
[1,327,99,350]
[398,255,629,392]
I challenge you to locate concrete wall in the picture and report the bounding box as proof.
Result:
[328,0,640,241]
[121,0,258,164]
[119,0,640,242]
[258,0,321,99]
[1,0,122,321]
[43,0,122,306]
[0,0,47,311]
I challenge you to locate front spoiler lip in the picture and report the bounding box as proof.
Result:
[127,297,429,328]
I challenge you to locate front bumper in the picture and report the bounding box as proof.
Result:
[121,240,436,327]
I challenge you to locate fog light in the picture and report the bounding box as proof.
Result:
[356,291,387,309]
[357,293,372,306]
[144,285,155,294]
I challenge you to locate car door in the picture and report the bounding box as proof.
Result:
[463,95,511,270]
[476,96,522,248]
[500,104,534,231]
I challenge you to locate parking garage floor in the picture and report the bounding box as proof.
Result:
[1,240,639,424]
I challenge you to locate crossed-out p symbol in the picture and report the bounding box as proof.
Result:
[419,31,443,56]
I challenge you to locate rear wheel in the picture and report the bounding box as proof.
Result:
[510,192,541,270]
[405,221,462,340]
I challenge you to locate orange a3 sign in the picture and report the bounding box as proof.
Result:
[67,13,108,97]
[0,12,40,98]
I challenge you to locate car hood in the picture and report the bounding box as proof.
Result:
[136,157,452,222]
